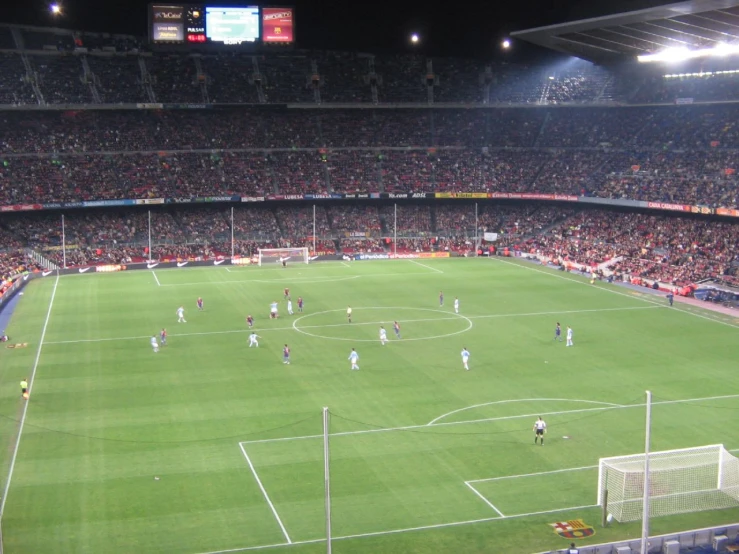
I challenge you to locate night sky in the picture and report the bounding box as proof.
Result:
[4,0,679,59]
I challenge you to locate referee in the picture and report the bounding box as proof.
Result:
[533,416,547,445]
[20,378,28,398]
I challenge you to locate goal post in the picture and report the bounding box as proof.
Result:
[257,247,310,266]
[598,444,739,523]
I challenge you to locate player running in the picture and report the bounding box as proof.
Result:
[249,332,260,347]
[197,297,204,311]
[283,344,291,364]
[461,347,470,371]
[246,315,254,328]
[454,296,459,314]
[347,306,352,323]
[284,287,290,300]
[348,348,360,371]
[379,326,387,346]
[533,417,547,445]
[20,378,28,398]
[393,321,401,339]
[270,301,279,319]
[666,291,674,306]
[160,328,167,346]
[287,298,294,315]
[554,322,562,342]
[566,326,574,347]
[151,336,159,353]
[297,296,304,312]
[439,290,444,307]
[176,306,186,323]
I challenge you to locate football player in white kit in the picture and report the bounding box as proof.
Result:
[348,348,360,370]
[454,297,459,314]
[379,326,387,345]
[249,332,260,347]
[566,326,574,347]
[287,299,294,315]
[176,306,186,323]
[461,347,470,371]
[151,336,159,353]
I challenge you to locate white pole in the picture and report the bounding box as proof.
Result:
[61,214,66,268]
[640,390,652,554]
[231,207,235,260]
[148,210,152,262]
[475,203,479,254]
[323,407,332,554]
[393,203,397,257]
[313,205,317,256]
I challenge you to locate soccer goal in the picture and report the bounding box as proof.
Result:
[258,247,310,266]
[598,444,739,523]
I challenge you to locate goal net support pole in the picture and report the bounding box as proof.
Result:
[257,247,310,266]
[641,390,652,554]
[323,407,332,554]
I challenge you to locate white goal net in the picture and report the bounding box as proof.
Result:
[258,247,310,266]
[598,444,739,522]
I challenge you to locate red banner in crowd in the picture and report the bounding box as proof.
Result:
[0,204,42,212]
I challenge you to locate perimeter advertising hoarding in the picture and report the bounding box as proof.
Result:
[262,7,293,43]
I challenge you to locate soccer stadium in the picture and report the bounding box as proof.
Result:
[1,1,739,553]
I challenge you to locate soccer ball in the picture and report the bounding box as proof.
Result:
[606,513,614,524]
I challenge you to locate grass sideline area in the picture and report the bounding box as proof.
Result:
[0,257,738,554]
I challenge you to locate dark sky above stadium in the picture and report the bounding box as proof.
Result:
[6,0,679,59]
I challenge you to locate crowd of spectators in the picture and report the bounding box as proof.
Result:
[505,210,739,288]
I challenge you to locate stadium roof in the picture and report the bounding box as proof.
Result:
[511,0,739,64]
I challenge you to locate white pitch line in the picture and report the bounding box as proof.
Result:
[428,398,624,426]
[152,271,161,287]
[491,257,739,330]
[240,393,739,446]
[238,443,292,544]
[44,305,659,345]
[0,274,59,518]
[340,261,351,268]
[157,270,443,287]
[467,464,598,484]
[464,482,505,517]
[408,259,444,274]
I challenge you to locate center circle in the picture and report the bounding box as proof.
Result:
[292,307,473,342]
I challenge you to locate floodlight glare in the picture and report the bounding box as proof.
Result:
[638,43,739,63]
[50,3,61,14]
[502,39,511,49]
[410,33,419,44]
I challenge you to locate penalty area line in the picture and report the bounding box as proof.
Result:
[152,271,161,286]
[238,443,292,544]
[407,259,444,274]
[464,482,506,517]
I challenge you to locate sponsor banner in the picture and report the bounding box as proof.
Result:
[163,104,212,110]
[231,257,253,265]
[646,201,692,212]
[343,193,370,199]
[0,204,43,212]
[42,202,84,209]
[388,252,451,259]
[491,193,578,201]
[691,205,714,215]
[241,196,266,202]
[346,231,369,238]
[303,193,344,200]
[483,232,498,242]
[135,198,165,205]
[262,7,294,43]
[717,207,739,217]
[417,252,450,259]
[435,192,491,199]
[578,196,646,208]
[355,253,389,260]
[95,265,126,273]
[43,244,78,251]
[136,103,164,109]
[266,194,304,200]
[191,196,239,203]
[675,97,694,105]
[82,200,135,207]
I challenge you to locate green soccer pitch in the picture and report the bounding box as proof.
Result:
[1,257,738,554]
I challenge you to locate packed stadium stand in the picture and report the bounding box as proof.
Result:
[0,22,739,307]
